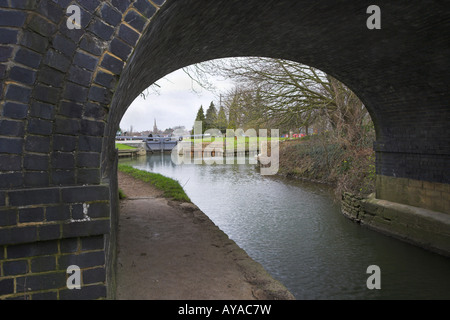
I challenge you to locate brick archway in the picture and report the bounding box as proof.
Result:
[0,0,449,299]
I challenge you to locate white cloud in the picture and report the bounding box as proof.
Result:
[119,68,233,133]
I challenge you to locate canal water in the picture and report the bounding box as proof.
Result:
[120,153,450,300]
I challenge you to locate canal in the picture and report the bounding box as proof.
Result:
[119,153,450,300]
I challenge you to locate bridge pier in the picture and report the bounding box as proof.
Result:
[376,175,449,215]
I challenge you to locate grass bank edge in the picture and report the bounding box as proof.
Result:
[117,164,191,203]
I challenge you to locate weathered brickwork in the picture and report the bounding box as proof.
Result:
[0,0,449,299]
[0,185,110,245]
[0,183,110,299]
[0,236,106,300]
[341,193,366,221]
[0,0,163,190]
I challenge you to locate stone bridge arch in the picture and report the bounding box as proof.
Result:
[0,0,449,299]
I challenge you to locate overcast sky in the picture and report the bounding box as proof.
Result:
[119,67,234,133]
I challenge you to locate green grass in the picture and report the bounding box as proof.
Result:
[115,143,138,150]
[118,164,191,202]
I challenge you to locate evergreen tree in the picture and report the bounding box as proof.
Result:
[204,101,218,131]
[192,105,206,134]
[216,105,228,133]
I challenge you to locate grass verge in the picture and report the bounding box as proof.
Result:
[118,164,191,202]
